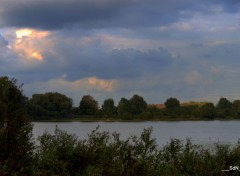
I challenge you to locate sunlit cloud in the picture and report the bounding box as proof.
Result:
[11,28,50,61]
[16,28,32,38]
[23,76,118,105]
[70,77,117,92]
[28,77,117,93]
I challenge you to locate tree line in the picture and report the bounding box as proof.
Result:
[0,75,239,120]
[27,90,240,120]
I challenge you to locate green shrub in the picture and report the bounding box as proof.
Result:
[2,125,240,175]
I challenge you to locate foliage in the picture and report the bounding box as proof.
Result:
[164,97,180,109]
[24,87,240,120]
[232,100,240,118]
[117,95,147,119]
[28,92,73,119]
[34,126,159,176]
[216,97,232,118]
[102,98,116,117]
[79,95,99,115]
[201,103,215,119]
[31,127,240,175]
[117,98,133,117]
[130,94,147,115]
[217,97,232,109]
[0,76,33,175]
[138,111,153,120]
[35,127,79,175]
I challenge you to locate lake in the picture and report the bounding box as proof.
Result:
[32,121,240,147]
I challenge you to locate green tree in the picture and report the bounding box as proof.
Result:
[117,98,132,117]
[164,97,180,109]
[102,98,116,117]
[79,95,99,115]
[216,97,232,118]
[200,103,215,119]
[0,76,33,174]
[129,94,147,115]
[28,92,73,119]
[146,105,160,117]
[232,100,240,118]
[216,97,232,109]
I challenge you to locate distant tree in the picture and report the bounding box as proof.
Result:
[146,106,160,117]
[0,76,33,174]
[233,100,240,109]
[180,105,200,117]
[164,97,180,109]
[216,97,232,109]
[200,103,215,119]
[216,97,232,118]
[117,98,132,117]
[79,95,98,115]
[102,98,116,117]
[28,92,73,119]
[232,100,240,118]
[130,94,147,115]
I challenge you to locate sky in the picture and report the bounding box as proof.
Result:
[0,0,240,106]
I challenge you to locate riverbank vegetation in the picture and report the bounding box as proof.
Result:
[1,76,240,175]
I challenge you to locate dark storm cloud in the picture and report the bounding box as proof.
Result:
[51,47,173,81]
[1,0,238,30]
[0,41,173,83]
[0,0,126,30]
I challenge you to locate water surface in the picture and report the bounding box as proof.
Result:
[32,121,240,146]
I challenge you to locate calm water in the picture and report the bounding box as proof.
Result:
[32,121,240,147]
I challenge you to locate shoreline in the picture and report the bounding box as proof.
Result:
[32,117,240,122]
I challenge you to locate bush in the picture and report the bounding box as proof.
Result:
[35,127,160,176]
[2,124,240,175]
[32,127,240,176]
[138,111,153,120]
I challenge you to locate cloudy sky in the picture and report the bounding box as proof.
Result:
[0,0,240,105]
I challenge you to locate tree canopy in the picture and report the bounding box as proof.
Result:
[201,103,215,119]
[102,98,116,117]
[216,97,232,109]
[117,98,132,116]
[79,95,99,115]
[28,92,73,119]
[0,76,33,174]
[164,97,180,109]
[130,94,147,115]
